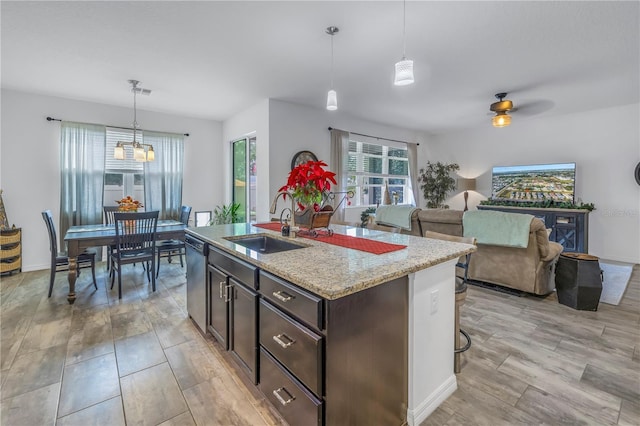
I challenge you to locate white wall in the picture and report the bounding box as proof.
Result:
[0,89,223,271]
[222,99,270,222]
[268,99,427,223]
[421,103,640,264]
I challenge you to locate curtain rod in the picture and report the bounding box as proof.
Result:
[46,117,189,137]
[328,126,418,146]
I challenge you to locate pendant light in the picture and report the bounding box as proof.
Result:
[394,0,414,86]
[114,79,155,162]
[326,26,339,111]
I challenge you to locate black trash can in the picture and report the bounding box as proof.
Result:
[555,253,602,311]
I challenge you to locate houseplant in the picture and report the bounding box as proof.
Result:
[279,160,337,211]
[210,202,241,225]
[418,161,460,209]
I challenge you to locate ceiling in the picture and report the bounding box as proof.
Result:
[2,1,638,135]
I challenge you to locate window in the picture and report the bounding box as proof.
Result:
[104,128,145,206]
[346,138,411,207]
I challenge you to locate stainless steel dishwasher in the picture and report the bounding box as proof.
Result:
[185,234,208,333]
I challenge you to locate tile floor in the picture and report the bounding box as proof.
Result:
[1,259,639,425]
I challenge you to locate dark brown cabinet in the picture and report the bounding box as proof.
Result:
[207,247,258,384]
[477,205,590,252]
[207,265,229,349]
[229,277,258,383]
[258,270,408,426]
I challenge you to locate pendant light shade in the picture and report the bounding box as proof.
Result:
[394,0,414,86]
[326,26,339,111]
[114,142,125,160]
[394,58,414,86]
[326,89,338,111]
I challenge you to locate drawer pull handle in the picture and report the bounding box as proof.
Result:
[219,281,225,299]
[273,387,295,406]
[273,290,294,302]
[273,333,296,348]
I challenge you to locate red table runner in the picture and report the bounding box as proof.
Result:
[254,223,406,255]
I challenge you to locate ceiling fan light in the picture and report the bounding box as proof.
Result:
[326,89,338,111]
[492,112,511,128]
[394,58,414,86]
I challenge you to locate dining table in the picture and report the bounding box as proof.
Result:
[63,219,186,304]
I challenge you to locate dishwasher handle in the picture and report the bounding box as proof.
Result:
[185,235,206,254]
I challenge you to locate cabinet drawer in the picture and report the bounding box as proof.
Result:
[259,348,323,426]
[259,271,323,331]
[260,300,323,397]
[208,247,257,289]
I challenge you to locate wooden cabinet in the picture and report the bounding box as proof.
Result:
[477,205,590,253]
[0,228,22,275]
[207,247,258,384]
[258,270,408,426]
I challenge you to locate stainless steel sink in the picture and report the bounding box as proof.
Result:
[224,234,308,254]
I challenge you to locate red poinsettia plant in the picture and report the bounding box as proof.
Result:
[279,160,337,211]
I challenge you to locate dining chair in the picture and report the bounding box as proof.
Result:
[103,206,120,270]
[110,211,159,299]
[41,210,97,298]
[425,230,476,373]
[156,205,191,277]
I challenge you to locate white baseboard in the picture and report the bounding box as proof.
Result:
[406,374,457,426]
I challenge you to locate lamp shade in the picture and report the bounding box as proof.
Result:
[457,178,476,192]
[394,59,414,86]
[114,142,125,160]
[326,89,338,111]
[146,146,155,162]
[492,112,511,128]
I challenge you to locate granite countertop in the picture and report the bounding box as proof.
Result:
[186,223,475,300]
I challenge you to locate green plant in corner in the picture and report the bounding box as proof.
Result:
[418,161,460,209]
[209,203,241,225]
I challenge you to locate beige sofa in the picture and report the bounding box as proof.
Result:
[396,208,562,295]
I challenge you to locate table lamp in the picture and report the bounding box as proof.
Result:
[457,178,476,211]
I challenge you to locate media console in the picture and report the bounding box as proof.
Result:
[477,205,589,253]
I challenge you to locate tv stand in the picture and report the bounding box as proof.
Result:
[477,205,589,253]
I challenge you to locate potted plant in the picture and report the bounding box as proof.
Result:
[210,202,241,225]
[279,160,337,212]
[418,161,460,209]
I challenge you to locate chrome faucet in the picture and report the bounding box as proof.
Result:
[269,191,296,237]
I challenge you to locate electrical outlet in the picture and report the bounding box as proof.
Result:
[430,289,439,314]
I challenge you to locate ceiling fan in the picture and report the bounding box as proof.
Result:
[489,92,514,128]
[488,92,554,127]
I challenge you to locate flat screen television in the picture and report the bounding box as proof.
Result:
[491,162,576,204]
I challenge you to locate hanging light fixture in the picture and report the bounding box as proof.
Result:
[490,92,513,128]
[114,79,155,161]
[394,0,414,86]
[326,26,339,111]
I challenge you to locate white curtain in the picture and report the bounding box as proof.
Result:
[407,142,418,206]
[59,122,106,244]
[143,131,184,220]
[329,128,350,222]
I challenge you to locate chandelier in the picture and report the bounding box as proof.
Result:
[114,79,155,162]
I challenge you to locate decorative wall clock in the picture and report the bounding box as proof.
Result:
[291,150,318,170]
[635,162,640,186]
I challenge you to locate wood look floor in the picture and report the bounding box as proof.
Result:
[1,260,638,425]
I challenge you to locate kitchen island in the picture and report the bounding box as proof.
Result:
[186,223,475,426]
